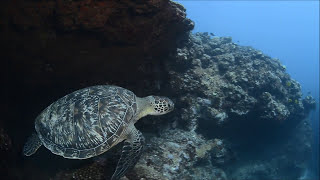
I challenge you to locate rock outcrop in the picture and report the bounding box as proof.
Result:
[2,0,193,91]
[167,33,313,132]
[1,0,193,179]
[159,33,315,180]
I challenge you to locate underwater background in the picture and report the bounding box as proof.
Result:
[177,1,320,179]
[1,0,319,180]
[178,0,320,178]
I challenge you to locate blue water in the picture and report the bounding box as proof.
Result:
[177,0,319,179]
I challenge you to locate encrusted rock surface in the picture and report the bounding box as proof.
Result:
[129,129,229,180]
[161,33,315,180]
[167,33,313,131]
[52,158,107,180]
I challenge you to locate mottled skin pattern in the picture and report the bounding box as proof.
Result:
[35,85,137,159]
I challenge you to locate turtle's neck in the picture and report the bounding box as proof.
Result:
[135,96,152,123]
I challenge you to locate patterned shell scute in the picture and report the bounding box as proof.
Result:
[35,85,137,159]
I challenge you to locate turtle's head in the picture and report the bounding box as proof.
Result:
[146,96,174,115]
[136,96,174,120]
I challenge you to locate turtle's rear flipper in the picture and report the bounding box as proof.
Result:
[111,127,145,180]
[23,133,42,156]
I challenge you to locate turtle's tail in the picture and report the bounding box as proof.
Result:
[23,133,42,156]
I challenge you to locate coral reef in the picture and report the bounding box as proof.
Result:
[117,32,314,180]
[167,33,313,130]
[120,129,229,180]
[1,0,316,180]
[163,32,315,180]
[53,159,107,180]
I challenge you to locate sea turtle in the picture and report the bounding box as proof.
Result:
[23,85,174,180]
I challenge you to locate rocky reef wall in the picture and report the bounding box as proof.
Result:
[122,33,316,180]
[1,0,316,180]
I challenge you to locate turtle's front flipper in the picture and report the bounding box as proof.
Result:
[23,133,42,156]
[111,126,145,180]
